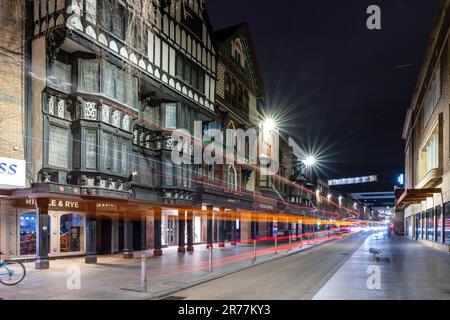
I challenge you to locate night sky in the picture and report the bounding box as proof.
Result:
[205,0,440,191]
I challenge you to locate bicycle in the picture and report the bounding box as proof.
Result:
[0,252,26,286]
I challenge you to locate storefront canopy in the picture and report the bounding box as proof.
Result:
[396,188,442,208]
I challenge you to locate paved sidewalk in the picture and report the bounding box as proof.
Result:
[313,232,450,300]
[0,236,334,300]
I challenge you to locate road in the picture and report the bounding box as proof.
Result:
[164,233,369,300]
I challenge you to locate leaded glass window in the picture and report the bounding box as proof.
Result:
[101,131,112,171]
[79,59,99,92]
[85,129,97,169]
[48,59,71,93]
[112,135,120,172]
[48,125,69,168]
[121,139,128,174]
[165,103,177,129]
[101,60,116,98]
[165,161,174,186]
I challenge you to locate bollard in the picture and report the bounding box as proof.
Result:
[209,247,213,273]
[141,254,148,293]
[252,240,257,263]
[275,237,278,255]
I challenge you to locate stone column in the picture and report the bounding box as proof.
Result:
[35,198,50,269]
[187,211,194,252]
[153,208,163,256]
[218,208,225,247]
[123,214,134,259]
[85,202,97,264]
[206,205,213,249]
[178,210,186,253]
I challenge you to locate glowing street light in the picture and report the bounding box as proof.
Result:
[263,118,276,132]
[302,156,317,168]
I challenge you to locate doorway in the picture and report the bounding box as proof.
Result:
[96,215,112,255]
[167,216,177,246]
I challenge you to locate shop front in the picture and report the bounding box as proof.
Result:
[12,198,87,259]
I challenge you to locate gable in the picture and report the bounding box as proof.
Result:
[215,23,264,97]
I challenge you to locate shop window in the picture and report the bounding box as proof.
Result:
[60,214,84,253]
[48,124,70,169]
[421,212,426,240]
[427,209,434,241]
[444,202,450,244]
[436,206,442,243]
[19,212,37,255]
[415,214,420,240]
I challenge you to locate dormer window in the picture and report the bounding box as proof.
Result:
[232,38,246,68]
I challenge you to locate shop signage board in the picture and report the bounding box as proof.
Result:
[0,157,26,189]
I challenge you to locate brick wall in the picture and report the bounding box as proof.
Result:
[0,0,25,160]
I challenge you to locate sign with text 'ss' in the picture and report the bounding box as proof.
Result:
[0,157,26,189]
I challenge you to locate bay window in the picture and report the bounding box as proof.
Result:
[419,126,440,180]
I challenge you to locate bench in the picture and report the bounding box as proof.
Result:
[369,248,382,261]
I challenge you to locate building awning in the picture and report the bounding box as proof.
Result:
[396,188,442,208]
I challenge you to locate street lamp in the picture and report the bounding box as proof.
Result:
[302,156,316,168]
[262,118,276,132]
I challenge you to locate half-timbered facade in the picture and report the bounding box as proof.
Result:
[0,0,219,267]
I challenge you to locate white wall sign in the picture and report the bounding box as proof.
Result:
[0,157,26,189]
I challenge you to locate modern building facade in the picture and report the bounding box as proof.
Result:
[0,0,365,269]
[398,0,450,251]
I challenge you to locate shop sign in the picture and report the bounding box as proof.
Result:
[0,157,26,189]
[254,203,275,211]
[19,198,82,210]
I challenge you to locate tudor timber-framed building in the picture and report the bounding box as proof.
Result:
[0,0,365,269]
